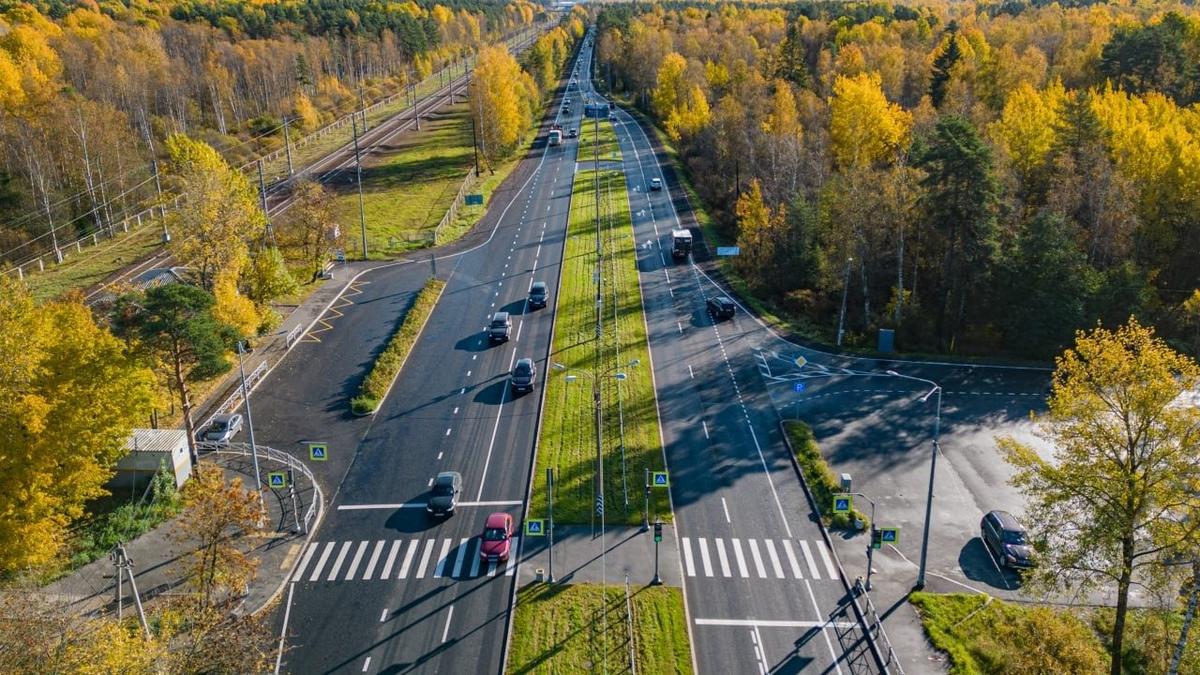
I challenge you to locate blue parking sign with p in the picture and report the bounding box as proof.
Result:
[793,382,806,393]
[652,471,670,487]
[833,494,852,513]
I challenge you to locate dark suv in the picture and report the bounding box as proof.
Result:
[488,312,511,343]
[510,358,536,393]
[981,510,1035,569]
[528,281,548,308]
[706,296,736,321]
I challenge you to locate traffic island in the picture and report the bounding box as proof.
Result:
[350,277,446,414]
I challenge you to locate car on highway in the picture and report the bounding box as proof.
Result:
[528,281,548,308]
[568,128,578,138]
[650,177,662,191]
[510,358,536,394]
[200,413,243,444]
[479,512,514,562]
[706,296,736,321]
[488,312,511,343]
[981,510,1035,569]
[426,471,463,517]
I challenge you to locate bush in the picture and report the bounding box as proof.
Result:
[351,277,445,414]
[783,420,869,529]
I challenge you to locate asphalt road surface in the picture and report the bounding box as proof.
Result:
[253,39,594,675]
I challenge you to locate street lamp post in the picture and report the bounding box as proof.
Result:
[836,257,853,347]
[887,370,942,590]
[236,342,266,525]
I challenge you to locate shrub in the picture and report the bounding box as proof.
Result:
[783,420,869,529]
[351,277,445,414]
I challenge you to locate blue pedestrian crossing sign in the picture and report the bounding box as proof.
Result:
[833,494,852,513]
[793,382,806,393]
[652,471,670,488]
[309,443,328,461]
[268,472,287,489]
[525,519,546,536]
[880,527,900,544]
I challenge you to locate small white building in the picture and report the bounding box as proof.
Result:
[110,429,192,492]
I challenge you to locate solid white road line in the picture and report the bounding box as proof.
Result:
[753,626,768,675]
[362,540,385,580]
[345,541,369,580]
[731,538,749,578]
[681,537,696,577]
[451,538,470,578]
[715,538,732,577]
[804,580,845,675]
[273,582,296,675]
[415,540,436,578]
[397,540,419,579]
[764,540,785,579]
[337,500,523,511]
[292,543,318,581]
[748,539,767,578]
[694,618,857,629]
[702,421,709,439]
[442,606,455,643]
[818,543,838,580]
[362,656,371,672]
[798,540,821,579]
[782,540,804,579]
[434,539,454,577]
[326,542,352,581]
[380,608,388,622]
[505,538,520,575]
[309,542,335,582]
[476,349,517,500]
[721,497,731,523]
[698,537,714,577]
[747,425,794,539]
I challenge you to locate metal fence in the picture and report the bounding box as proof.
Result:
[198,441,322,534]
[433,169,480,245]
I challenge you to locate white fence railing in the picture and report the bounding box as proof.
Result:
[199,361,268,434]
[198,441,322,534]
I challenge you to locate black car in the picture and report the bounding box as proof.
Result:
[426,471,463,516]
[528,281,548,308]
[706,296,736,321]
[981,510,1035,569]
[488,312,511,342]
[510,358,536,393]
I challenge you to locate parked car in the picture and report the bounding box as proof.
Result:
[488,312,511,343]
[528,281,548,308]
[510,358,536,393]
[426,471,463,517]
[706,296,736,321]
[479,512,514,562]
[201,414,243,444]
[650,177,662,191]
[981,510,1035,569]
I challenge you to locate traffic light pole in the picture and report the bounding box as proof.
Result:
[652,517,663,585]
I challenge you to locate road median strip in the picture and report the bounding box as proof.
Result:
[350,276,446,414]
[782,420,870,530]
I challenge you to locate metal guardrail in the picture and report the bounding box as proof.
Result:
[433,169,479,245]
[285,324,304,348]
[198,361,268,434]
[854,579,905,674]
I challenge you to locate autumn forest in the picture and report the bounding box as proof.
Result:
[596,0,1200,359]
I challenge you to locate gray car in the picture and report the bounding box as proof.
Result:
[427,472,463,516]
[510,358,536,393]
[201,413,243,444]
[981,510,1035,569]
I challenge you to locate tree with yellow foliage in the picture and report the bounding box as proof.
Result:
[829,72,911,169]
[989,81,1065,193]
[0,278,156,574]
[469,45,537,165]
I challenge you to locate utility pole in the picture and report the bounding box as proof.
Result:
[352,116,368,260]
[111,543,150,638]
[257,160,273,244]
[471,117,480,177]
[237,342,265,526]
[283,117,294,176]
[837,256,853,347]
[358,83,368,132]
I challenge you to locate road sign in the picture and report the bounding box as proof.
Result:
[595,495,605,516]
[833,494,852,513]
[652,471,670,488]
[525,519,546,536]
[268,472,287,489]
[309,443,328,461]
[793,382,806,393]
[716,246,741,256]
[880,527,900,545]
[793,355,807,368]
[465,193,484,206]
[653,520,663,543]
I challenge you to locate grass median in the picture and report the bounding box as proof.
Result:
[783,420,869,530]
[531,120,670,526]
[508,582,692,674]
[351,277,446,414]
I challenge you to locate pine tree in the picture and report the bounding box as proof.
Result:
[929,34,961,109]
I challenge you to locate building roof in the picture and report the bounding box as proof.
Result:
[125,428,188,454]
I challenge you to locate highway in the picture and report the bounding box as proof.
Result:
[252,37,593,675]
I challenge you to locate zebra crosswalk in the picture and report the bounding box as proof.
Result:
[291,537,521,583]
[679,537,839,581]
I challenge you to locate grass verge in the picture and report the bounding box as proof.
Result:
[23,225,163,302]
[531,120,669,526]
[351,277,446,414]
[782,420,868,530]
[508,582,692,674]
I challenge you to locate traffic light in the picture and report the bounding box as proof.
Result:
[871,527,883,550]
[653,520,663,543]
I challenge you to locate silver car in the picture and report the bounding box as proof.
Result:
[201,413,243,444]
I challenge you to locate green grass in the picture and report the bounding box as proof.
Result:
[351,277,446,414]
[532,122,670,526]
[782,420,869,530]
[336,102,475,258]
[577,118,621,163]
[508,582,692,674]
[21,224,164,302]
[910,592,1107,675]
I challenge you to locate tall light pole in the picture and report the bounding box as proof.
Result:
[352,116,368,260]
[837,256,853,347]
[237,342,266,525]
[886,370,942,590]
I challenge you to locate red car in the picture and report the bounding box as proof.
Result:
[479,512,514,562]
